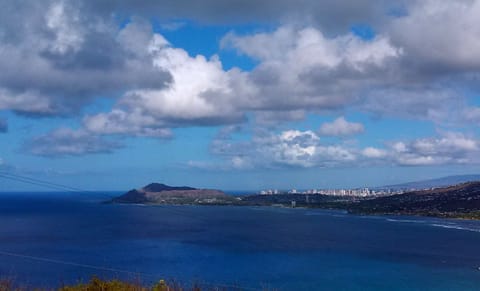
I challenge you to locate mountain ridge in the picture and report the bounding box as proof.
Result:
[378,174,480,190]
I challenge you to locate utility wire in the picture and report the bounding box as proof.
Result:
[0,172,115,198]
[0,250,155,278]
[0,172,88,192]
[0,173,262,290]
[0,173,70,192]
[0,173,220,217]
[0,250,260,290]
[0,172,248,228]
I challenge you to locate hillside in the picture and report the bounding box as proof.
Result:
[347,181,480,219]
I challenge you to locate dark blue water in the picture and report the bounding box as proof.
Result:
[1,192,480,290]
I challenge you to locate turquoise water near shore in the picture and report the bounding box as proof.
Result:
[0,192,480,290]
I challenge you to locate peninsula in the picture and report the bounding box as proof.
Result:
[111,183,238,205]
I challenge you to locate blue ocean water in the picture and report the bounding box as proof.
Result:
[0,192,480,290]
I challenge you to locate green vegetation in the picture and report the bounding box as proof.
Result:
[60,277,190,291]
[448,211,480,220]
[0,277,239,291]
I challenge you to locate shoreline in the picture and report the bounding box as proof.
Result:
[111,201,480,221]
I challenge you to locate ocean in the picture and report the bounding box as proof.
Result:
[0,192,479,290]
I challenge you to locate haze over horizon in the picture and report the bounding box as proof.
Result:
[1,0,480,191]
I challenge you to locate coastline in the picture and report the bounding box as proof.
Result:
[109,181,480,222]
[110,200,480,221]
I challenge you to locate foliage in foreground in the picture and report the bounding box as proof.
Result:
[0,277,211,291]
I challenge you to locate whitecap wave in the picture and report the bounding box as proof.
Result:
[430,224,480,233]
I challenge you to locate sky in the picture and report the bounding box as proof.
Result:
[1,0,480,191]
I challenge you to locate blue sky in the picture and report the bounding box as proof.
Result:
[1,0,480,191]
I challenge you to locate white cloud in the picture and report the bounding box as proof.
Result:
[389,0,480,71]
[362,88,470,124]
[222,26,400,68]
[271,130,320,167]
[319,116,364,136]
[83,109,173,138]
[389,132,479,166]
[359,132,480,166]
[391,142,407,153]
[231,156,252,169]
[0,89,56,115]
[189,128,480,170]
[45,1,84,54]
[7,0,480,163]
[24,128,123,157]
[208,129,356,169]
[362,147,387,158]
[222,26,401,111]
[83,33,253,137]
[0,7,171,116]
[76,0,397,35]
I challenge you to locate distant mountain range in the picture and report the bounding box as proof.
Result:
[378,174,480,190]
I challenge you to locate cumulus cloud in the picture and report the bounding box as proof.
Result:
[0,0,402,118]
[222,26,401,112]
[319,117,364,136]
[3,1,475,122]
[2,1,478,123]
[199,129,480,170]
[361,147,387,159]
[0,2,170,116]
[24,128,123,157]
[82,35,252,137]
[389,132,479,166]
[389,0,480,73]
[207,129,357,169]
[5,0,480,164]
[222,26,399,66]
[84,24,403,138]
[253,110,306,127]
[0,89,59,116]
[80,0,397,33]
[268,130,321,167]
[82,109,173,138]
[361,88,469,123]
[216,10,480,125]
[358,132,480,167]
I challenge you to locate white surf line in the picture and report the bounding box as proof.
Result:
[430,224,480,233]
[0,250,156,278]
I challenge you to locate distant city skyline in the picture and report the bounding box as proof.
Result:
[1,1,480,191]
